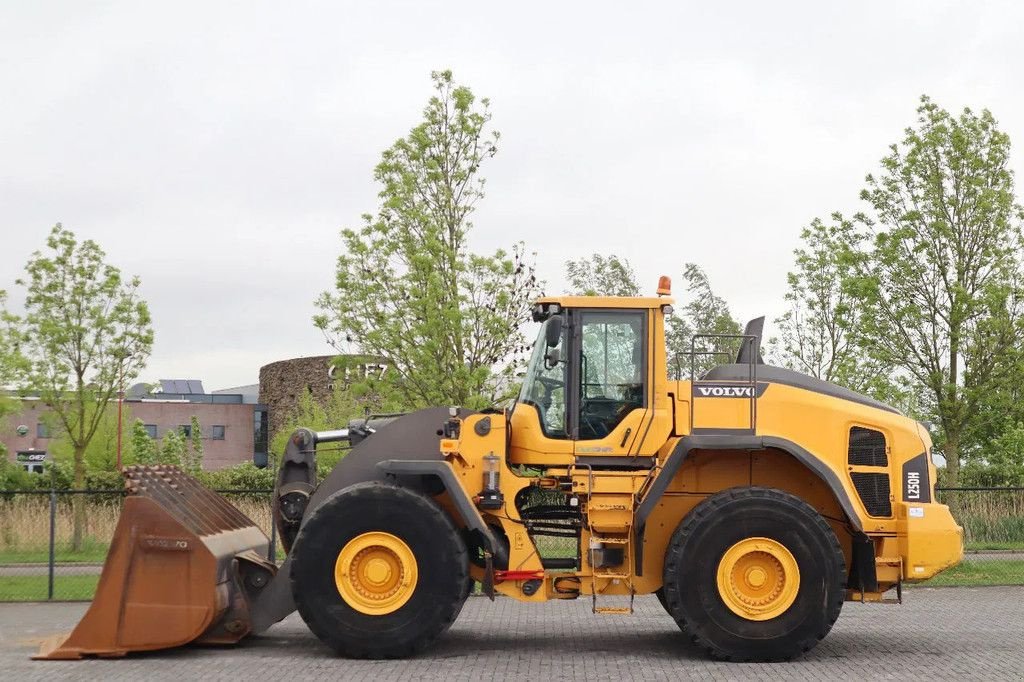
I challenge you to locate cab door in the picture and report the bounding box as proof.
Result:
[571,309,651,460]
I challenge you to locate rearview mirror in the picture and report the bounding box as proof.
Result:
[544,346,561,369]
[546,317,563,348]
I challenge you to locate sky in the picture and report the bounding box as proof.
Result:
[2,1,1024,390]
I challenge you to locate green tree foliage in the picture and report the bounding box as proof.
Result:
[159,428,186,466]
[270,382,399,473]
[0,291,19,457]
[48,402,133,472]
[560,255,741,379]
[565,254,641,297]
[3,225,153,549]
[182,415,204,473]
[666,264,743,379]
[961,421,1024,486]
[130,419,158,465]
[0,458,34,490]
[315,71,541,410]
[847,97,1024,485]
[772,214,909,406]
[196,462,274,492]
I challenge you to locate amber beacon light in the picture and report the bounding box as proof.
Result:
[657,275,672,296]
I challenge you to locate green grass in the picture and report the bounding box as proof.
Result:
[916,559,1024,587]
[964,541,1024,551]
[0,575,100,601]
[0,537,284,565]
[0,540,109,565]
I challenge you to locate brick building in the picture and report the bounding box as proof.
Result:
[2,380,269,473]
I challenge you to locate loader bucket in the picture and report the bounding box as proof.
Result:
[35,465,275,660]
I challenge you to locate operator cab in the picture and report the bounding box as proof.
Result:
[513,291,674,467]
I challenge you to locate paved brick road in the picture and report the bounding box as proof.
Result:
[1,587,1021,680]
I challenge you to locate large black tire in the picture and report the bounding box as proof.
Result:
[289,481,469,658]
[655,587,669,613]
[662,486,845,661]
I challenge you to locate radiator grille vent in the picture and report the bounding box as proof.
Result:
[851,472,892,517]
[848,427,888,467]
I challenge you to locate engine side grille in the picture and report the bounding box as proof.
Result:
[848,427,888,467]
[851,472,892,517]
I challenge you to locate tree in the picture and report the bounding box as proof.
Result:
[561,256,740,378]
[565,254,641,297]
[315,71,541,409]
[961,421,1024,487]
[48,402,134,472]
[159,429,186,466]
[666,264,742,379]
[848,96,1024,486]
[0,291,19,458]
[182,415,204,473]
[4,225,153,549]
[270,381,400,475]
[773,214,906,405]
[130,419,158,465]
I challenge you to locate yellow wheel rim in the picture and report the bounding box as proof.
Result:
[716,537,800,621]
[334,531,418,615]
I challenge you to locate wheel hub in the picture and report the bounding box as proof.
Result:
[716,537,800,621]
[334,531,418,615]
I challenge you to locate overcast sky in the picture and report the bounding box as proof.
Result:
[3,1,1023,390]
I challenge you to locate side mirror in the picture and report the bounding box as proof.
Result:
[546,317,563,348]
[544,347,561,369]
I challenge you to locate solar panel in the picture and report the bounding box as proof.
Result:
[158,379,205,395]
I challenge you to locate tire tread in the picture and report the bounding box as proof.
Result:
[290,481,469,659]
[662,486,846,662]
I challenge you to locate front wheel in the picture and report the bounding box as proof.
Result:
[662,486,845,661]
[289,481,469,658]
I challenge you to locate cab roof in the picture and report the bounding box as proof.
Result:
[536,295,674,309]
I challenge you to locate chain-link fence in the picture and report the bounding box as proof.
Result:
[0,488,275,602]
[1,486,1022,601]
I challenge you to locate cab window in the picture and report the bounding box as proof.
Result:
[518,316,568,438]
[578,311,645,440]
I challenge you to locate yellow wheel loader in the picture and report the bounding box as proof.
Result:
[35,280,963,662]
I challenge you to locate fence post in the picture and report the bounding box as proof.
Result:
[48,487,57,601]
[268,502,277,564]
[267,454,277,564]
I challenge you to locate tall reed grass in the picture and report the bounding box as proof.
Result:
[0,493,274,560]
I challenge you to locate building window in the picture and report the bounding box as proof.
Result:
[144,424,158,439]
[36,422,51,438]
[254,407,268,465]
[179,424,192,438]
[211,425,225,440]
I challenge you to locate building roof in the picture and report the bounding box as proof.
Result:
[212,383,260,404]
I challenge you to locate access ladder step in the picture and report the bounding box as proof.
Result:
[593,537,630,544]
[593,606,633,615]
[593,572,631,580]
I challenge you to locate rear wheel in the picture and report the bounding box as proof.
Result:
[662,486,845,661]
[290,481,469,658]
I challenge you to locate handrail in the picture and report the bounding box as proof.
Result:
[689,333,759,433]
